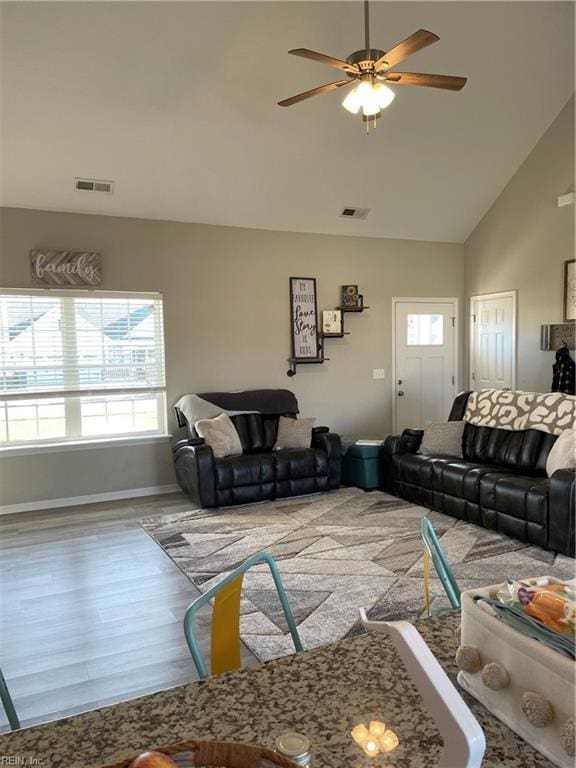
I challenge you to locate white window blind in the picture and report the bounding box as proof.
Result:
[0,289,166,445]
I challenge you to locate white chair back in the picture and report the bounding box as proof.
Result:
[360,610,485,768]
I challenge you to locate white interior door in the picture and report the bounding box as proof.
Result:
[394,300,457,432]
[470,292,516,391]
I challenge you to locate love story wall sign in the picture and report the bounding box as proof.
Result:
[30,249,102,286]
[289,277,320,361]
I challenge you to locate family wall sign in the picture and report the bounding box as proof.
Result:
[30,249,102,286]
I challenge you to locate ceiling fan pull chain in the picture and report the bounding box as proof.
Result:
[364,0,370,59]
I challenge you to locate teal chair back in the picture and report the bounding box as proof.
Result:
[0,666,20,731]
[183,551,303,679]
[421,518,461,611]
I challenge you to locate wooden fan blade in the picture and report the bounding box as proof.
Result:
[374,29,439,71]
[278,79,353,107]
[289,48,358,73]
[386,72,467,91]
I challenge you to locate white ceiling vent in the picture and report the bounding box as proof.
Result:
[74,177,115,194]
[339,207,370,220]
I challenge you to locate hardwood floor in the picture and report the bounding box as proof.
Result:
[0,493,255,732]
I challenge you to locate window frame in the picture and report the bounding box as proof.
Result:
[0,287,167,449]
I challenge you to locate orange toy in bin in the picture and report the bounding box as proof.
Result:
[497,579,576,637]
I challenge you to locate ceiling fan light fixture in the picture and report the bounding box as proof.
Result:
[342,80,395,117]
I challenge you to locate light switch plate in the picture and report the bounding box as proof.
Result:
[373,369,386,379]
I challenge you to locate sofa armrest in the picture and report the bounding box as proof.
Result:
[381,430,423,492]
[312,431,342,489]
[548,468,575,557]
[171,426,205,456]
[172,427,216,507]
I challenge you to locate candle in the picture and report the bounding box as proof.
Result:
[379,729,399,753]
[363,738,380,757]
[351,724,370,746]
[369,721,386,738]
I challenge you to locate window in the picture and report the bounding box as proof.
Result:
[0,289,166,446]
[407,314,444,346]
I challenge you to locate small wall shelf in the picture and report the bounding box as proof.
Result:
[321,331,351,339]
[286,282,369,376]
[286,355,330,377]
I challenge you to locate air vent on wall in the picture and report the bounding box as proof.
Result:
[339,207,370,220]
[74,177,115,194]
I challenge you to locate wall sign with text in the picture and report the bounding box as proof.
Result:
[289,277,320,361]
[30,249,102,286]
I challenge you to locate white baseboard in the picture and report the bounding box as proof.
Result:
[0,484,181,515]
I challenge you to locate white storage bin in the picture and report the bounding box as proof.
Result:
[457,578,575,768]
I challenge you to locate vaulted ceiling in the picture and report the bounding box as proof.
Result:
[1,1,574,242]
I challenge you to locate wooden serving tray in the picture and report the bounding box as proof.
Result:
[103,739,300,768]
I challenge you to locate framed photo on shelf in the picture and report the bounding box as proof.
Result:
[564,259,576,322]
[289,277,320,361]
[322,309,343,336]
[341,284,360,308]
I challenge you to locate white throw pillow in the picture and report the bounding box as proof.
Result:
[195,413,243,459]
[274,416,315,451]
[546,429,576,477]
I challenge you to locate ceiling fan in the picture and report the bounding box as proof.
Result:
[278,0,467,131]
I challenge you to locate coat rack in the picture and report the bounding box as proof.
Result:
[541,323,575,351]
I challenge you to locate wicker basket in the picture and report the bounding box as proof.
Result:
[103,739,300,768]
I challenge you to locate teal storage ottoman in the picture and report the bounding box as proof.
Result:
[342,444,383,490]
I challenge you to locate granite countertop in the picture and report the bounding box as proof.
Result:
[0,613,554,768]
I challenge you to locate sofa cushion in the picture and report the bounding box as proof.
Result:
[462,423,556,476]
[431,460,523,502]
[479,473,549,525]
[215,453,275,490]
[230,413,279,453]
[275,448,328,481]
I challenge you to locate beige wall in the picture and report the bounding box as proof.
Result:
[464,98,575,392]
[0,208,464,506]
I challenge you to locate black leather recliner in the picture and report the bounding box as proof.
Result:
[172,390,341,507]
[382,391,575,557]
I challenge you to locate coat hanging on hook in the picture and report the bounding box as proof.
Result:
[551,344,575,394]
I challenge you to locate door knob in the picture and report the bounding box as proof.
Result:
[397,391,404,397]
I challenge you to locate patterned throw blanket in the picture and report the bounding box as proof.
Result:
[464,390,576,436]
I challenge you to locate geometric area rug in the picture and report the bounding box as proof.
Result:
[141,487,575,662]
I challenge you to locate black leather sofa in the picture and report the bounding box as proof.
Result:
[172,389,341,507]
[382,391,575,557]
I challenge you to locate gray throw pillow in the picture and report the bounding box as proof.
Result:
[195,413,243,459]
[274,416,315,450]
[418,420,465,457]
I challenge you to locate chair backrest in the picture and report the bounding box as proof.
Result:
[421,518,461,610]
[0,666,20,731]
[360,612,485,768]
[183,551,303,679]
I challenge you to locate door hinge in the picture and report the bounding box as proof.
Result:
[451,316,455,327]
[472,313,477,323]
[471,371,476,380]
[452,375,455,385]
